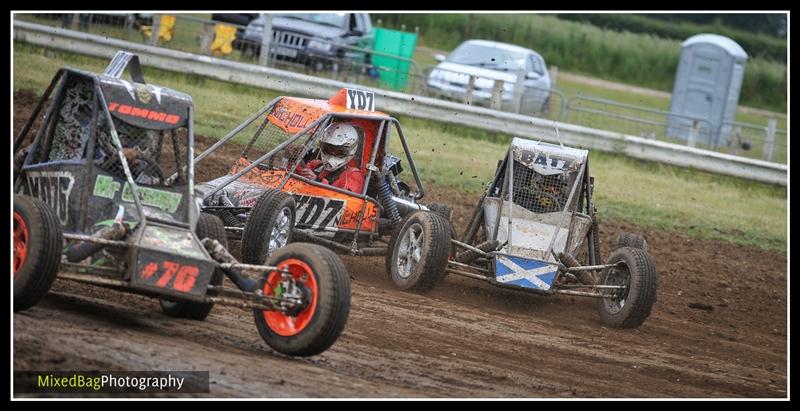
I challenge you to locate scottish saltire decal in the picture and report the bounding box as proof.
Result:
[494,255,558,291]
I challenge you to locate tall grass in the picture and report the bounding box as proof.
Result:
[375,13,787,112]
[556,14,787,63]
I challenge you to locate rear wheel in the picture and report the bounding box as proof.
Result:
[387,211,453,292]
[254,243,351,356]
[596,247,657,328]
[241,190,295,264]
[14,195,63,311]
[159,213,227,320]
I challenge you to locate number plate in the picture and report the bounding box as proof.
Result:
[273,46,298,58]
[132,250,215,300]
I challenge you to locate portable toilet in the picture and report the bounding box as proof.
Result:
[666,34,748,147]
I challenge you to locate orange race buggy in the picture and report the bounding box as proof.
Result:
[194,88,454,292]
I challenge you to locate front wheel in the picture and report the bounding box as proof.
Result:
[14,195,63,311]
[596,247,657,328]
[386,211,453,292]
[253,243,351,356]
[241,190,296,264]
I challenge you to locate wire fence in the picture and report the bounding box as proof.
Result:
[561,95,787,163]
[15,13,787,165]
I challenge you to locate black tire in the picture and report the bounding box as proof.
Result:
[426,202,453,222]
[14,195,63,312]
[387,211,453,292]
[384,214,411,278]
[596,247,657,328]
[616,232,649,252]
[254,243,351,356]
[159,213,227,320]
[241,190,296,265]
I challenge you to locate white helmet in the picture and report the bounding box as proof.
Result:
[320,122,359,171]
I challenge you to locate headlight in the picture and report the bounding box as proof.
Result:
[308,40,332,51]
[428,69,446,83]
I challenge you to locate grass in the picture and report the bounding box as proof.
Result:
[13,42,787,253]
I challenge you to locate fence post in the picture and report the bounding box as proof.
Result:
[331,61,339,80]
[124,14,133,40]
[148,14,162,46]
[763,118,777,162]
[733,126,742,155]
[259,14,273,66]
[687,120,698,148]
[464,75,476,106]
[490,80,504,110]
[513,68,525,113]
[199,23,214,55]
[549,65,558,86]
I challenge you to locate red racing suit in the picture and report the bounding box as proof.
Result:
[296,159,365,194]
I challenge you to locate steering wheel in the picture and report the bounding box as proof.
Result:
[529,190,562,213]
[135,156,165,183]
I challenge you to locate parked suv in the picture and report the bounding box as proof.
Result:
[241,13,373,70]
[427,40,552,115]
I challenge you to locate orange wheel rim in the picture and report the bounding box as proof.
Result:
[262,258,318,336]
[13,212,29,277]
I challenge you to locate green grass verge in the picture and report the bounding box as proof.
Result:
[13,42,787,253]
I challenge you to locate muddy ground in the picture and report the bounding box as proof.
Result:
[13,91,788,398]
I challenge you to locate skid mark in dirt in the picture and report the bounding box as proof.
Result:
[13,91,786,397]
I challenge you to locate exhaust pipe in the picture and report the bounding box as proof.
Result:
[66,206,128,262]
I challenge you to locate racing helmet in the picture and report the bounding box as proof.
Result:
[320,122,359,172]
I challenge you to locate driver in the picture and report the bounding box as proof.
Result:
[295,121,365,194]
[534,174,566,212]
[94,124,162,185]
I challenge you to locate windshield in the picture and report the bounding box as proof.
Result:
[447,42,526,71]
[277,13,346,28]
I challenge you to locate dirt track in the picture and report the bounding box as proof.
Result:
[13,91,788,398]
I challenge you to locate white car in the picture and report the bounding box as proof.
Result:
[427,40,552,115]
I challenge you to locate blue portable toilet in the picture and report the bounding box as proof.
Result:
[666,34,748,147]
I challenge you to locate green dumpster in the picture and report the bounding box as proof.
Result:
[372,28,417,92]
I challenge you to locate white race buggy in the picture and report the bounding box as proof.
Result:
[442,137,657,328]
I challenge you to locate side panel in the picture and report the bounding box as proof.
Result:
[230,160,379,232]
[20,163,85,233]
[88,169,190,230]
[267,98,328,134]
